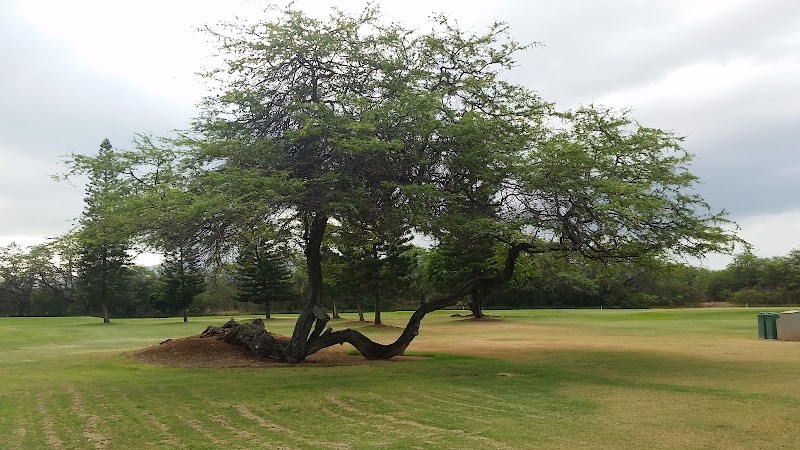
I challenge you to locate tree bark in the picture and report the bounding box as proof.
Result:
[469,291,484,319]
[374,289,382,326]
[265,300,271,319]
[287,213,328,362]
[102,303,110,324]
[356,298,365,322]
[183,307,188,323]
[332,298,340,319]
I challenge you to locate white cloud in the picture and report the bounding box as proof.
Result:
[738,210,800,257]
[0,236,49,249]
[597,57,800,114]
[691,210,800,270]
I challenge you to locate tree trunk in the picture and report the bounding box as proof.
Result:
[332,298,340,319]
[374,289,382,326]
[356,298,365,322]
[102,303,110,324]
[183,307,188,323]
[470,291,485,319]
[287,213,328,362]
[265,300,271,319]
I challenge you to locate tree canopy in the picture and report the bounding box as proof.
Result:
[60,6,739,361]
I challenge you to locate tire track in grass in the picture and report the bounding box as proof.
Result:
[447,388,552,417]
[65,384,110,450]
[359,392,500,441]
[325,394,507,449]
[232,404,350,450]
[10,414,26,450]
[405,388,547,420]
[195,393,339,449]
[36,392,65,450]
[188,394,290,449]
[365,392,495,426]
[178,411,228,448]
[302,398,396,446]
[208,413,261,443]
[323,395,441,447]
[108,388,187,449]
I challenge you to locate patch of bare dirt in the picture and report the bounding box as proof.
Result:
[698,302,737,308]
[130,335,421,368]
[449,315,501,322]
[369,323,403,329]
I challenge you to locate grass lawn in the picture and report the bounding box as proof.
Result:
[1,308,798,449]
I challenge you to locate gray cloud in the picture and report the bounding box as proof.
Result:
[485,0,800,222]
[0,2,192,236]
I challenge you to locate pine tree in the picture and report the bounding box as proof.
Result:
[156,245,205,322]
[235,239,295,319]
[76,139,132,323]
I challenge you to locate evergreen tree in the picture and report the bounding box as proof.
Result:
[155,245,205,322]
[334,223,414,325]
[76,139,132,323]
[235,239,295,319]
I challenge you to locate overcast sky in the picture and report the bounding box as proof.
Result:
[2,0,799,269]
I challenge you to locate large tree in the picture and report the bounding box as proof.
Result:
[74,139,133,323]
[62,6,739,361]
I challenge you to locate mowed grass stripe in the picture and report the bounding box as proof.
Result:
[176,403,268,449]
[560,384,800,450]
[35,392,65,450]
[102,387,187,449]
[176,410,231,449]
[0,395,17,446]
[371,389,583,448]
[324,393,508,449]
[65,384,111,449]
[188,393,308,449]
[9,412,27,450]
[41,389,99,450]
[193,392,353,449]
[382,392,496,426]
[79,385,174,448]
[232,403,351,449]
[6,396,48,450]
[322,394,443,448]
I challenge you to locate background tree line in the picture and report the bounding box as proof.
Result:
[3,233,798,318]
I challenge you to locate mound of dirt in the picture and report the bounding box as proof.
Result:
[130,335,420,368]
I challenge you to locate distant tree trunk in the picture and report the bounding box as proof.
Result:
[102,303,110,324]
[183,307,188,323]
[356,298,365,322]
[374,289,382,326]
[265,300,271,319]
[469,291,485,319]
[332,298,340,319]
